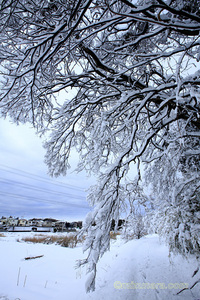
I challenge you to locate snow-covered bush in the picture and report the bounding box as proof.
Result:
[123,214,147,241]
[144,128,200,257]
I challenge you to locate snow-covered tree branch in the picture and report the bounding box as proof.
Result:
[0,0,200,291]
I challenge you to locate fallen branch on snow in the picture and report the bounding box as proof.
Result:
[24,255,44,260]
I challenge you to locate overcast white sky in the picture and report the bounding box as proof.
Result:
[0,117,95,221]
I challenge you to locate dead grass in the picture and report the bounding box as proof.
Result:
[0,233,6,237]
[110,231,120,240]
[20,234,85,248]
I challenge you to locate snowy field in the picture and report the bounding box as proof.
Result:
[0,232,199,300]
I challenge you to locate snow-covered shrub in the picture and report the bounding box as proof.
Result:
[144,129,200,258]
[123,214,147,241]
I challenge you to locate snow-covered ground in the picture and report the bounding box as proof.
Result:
[0,232,199,300]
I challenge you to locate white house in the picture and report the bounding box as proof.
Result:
[18,219,27,226]
[7,217,19,226]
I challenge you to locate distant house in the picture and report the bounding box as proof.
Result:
[18,219,27,226]
[7,217,19,227]
[54,221,66,231]
[71,221,83,229]
[0,216,83,232]
[65,222,73,230]
[42,218,57,227]
[26,219,33,227]
[0,217,8,226]
[0,220,4,228]
[29,218,43,227]
[76,221,83,229]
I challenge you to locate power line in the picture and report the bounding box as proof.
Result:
[0,191,89,209]
[0,177,86,201]
[0,164,86,192]
[0,164,92,213]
